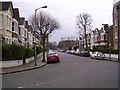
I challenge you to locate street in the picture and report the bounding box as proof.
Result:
[2,51,118,88]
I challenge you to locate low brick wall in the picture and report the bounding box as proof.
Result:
[0,60,23,68]
[90,52,118,59]
[105,54,118,59]
[0,53,43,68]
[25,57,34,64]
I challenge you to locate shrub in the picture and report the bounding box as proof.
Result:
[2,44,41,61]
[10,44,26,60]
[25,48,34,58]
[2,44,26,60]
[91,46,118,54]
[111,49,118,54]
[2,44,11,60]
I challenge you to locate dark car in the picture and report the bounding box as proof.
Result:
[47,50,60,63]
[79,50,90,57]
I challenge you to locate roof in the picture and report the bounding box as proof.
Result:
[25,21,28,28]
[1,1,13,11]
[13,8,20,22]
[19,17,25,25]
[99,28,105,33]
[28,25,33,32]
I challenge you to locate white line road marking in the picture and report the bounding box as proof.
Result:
[57,77,64,80]
[17,77,64,88]
[40,82,45,84]
[36,84,40,85]
[17,86,25,88]
[52,80,56,82]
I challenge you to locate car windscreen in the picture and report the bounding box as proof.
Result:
[48,53,58,57]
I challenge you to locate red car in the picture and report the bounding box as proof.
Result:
[47,51,60,63]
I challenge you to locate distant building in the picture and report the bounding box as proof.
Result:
[58,40,78,50]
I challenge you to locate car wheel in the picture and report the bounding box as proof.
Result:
[47,61,50,64]
[57,60,60,63]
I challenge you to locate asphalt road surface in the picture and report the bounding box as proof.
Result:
[2,51,118,88]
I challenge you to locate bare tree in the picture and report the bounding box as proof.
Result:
[76,13,92,51]
[29,11,60,61]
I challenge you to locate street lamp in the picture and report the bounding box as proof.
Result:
[47,35,52,51]
[34,6,47,66]
[117,4,120,62]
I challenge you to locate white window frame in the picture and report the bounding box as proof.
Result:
[0,14,3,29]
[115,31,118,39]
[114,19,117,26]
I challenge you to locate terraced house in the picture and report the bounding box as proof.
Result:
[0,2,13,44]
[25,21,33,48]
[113,0,120,49]
[0,1,41,48]
[19,17,28,46]
[12,8,19,45]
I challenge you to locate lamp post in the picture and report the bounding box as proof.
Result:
[117,4,120,62]
[34,6,47,66]
[47,35,52,51]
[106,27,111,60]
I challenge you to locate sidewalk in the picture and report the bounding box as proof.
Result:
[104,57,118,62]
[0,55,47,75]
[94,57,118,62]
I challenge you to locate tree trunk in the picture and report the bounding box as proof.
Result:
[84,26,89,51]
[42,38,46,62]
[85,34,88,50]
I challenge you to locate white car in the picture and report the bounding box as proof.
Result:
[75,49,80,55]
[90,51,105,59]
[65,50,71,54]
[70,50,76,54]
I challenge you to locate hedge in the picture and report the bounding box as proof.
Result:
[2,44,34,61]
[25,48,34,58]
[91,46,118,54]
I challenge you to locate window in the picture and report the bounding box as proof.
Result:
[6,15,9,30]
[101,35,104,41]
[0,14,3,29]
[114,6,117,14]
[14,21,18,33]
[24,30,27,37]
[12,22,14,31]
[10,17,12,31]
[6,15,12,31]
[19,27,21,35]
[115,31,118,39]
[114,19,117,26]
[0,14,2,29]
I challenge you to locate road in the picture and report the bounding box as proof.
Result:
[2,51,118,88]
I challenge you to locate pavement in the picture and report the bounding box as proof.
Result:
[95,57,118,62]
[0,55,47,75]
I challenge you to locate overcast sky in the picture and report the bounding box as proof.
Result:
[8,0,114,43]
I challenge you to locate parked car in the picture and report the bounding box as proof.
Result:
[90,51,105,59]
[79,50,90,57]
[75,49,80,55]
[47,50,60,63]
[70,50,76,54]
[58,49,66,52]
[65,50,71,54]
